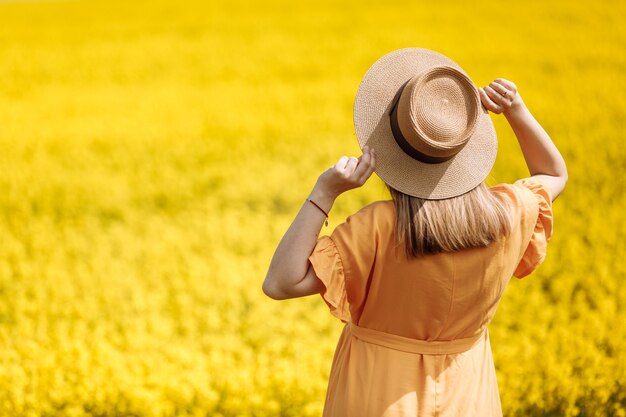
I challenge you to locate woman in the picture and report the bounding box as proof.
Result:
[262,48,567,416]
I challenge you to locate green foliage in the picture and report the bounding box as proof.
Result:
[0,0,624,415]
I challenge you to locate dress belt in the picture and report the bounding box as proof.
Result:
[347,321,486,355]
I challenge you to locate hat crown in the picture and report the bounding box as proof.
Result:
[353,47,497,199]
[393,66,480,163]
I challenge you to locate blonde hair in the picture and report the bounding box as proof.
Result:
[386,182,514,259]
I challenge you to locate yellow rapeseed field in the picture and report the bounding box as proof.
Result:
[0,0,624,415]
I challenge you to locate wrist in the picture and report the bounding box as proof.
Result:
[309,183,338,212]
[502,95,528,119]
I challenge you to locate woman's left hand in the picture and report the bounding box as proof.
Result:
[315,146,376,198]
[263,146,375,300]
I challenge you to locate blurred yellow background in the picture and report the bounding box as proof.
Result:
[0,0,624,415]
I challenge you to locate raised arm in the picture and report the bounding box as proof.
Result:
[262,147,376,300]
[478,79,568,202]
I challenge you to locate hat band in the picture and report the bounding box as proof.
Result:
[389,98,453,164]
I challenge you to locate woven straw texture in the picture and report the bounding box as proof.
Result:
[353,48,497,199]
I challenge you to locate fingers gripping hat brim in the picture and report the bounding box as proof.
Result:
[353,48,497,199]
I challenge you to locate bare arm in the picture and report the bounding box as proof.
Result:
[479,79,568,201]
[262,147,376,300]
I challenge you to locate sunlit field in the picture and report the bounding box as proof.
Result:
[0,0,624,415]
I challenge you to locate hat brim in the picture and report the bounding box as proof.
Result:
[354,48,497,199]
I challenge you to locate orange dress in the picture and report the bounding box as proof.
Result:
[308,177,554,417]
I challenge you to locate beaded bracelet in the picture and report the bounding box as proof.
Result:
[306,198,329,227]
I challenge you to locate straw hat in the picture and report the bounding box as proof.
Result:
[353,48,497,200]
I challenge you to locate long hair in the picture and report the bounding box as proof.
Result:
[386,182,514,259]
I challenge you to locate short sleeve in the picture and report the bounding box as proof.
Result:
[308,236,351,323]
[512,177,554,278]
[308,201,388,323]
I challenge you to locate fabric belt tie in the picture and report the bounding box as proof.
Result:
[347,321,486,355]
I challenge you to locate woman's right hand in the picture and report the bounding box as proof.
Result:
[479,78,568,202]
[478,78,524,116]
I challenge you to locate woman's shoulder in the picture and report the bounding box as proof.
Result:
[489,178,554,245]
[335,200,395,236]
[489,178,551,210]
[489,178,555,278]
[349,199,395,222]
